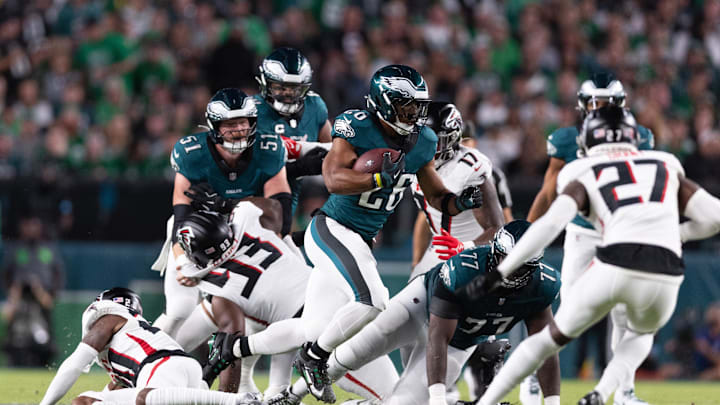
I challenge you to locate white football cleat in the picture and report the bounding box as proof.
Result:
[613,388,649,405]
[519,373,542,405]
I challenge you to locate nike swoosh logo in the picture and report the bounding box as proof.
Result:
[173,150,180,158]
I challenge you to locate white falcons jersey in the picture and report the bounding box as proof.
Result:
[412,145,492,241]
[557,150,684,257]
[81,301,183,388]
[197,202,310,324]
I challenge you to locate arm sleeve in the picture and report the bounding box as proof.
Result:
[40,343,98,405]
[497,195,578,278]
[270,192,292,236]
[680,188,720,242]
[171,204,192,243]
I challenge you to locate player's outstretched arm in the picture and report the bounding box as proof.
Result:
[412,212,431,267]
[264,167,292,236]
[417,161,481,216]
[498,181,587,279]
[525,307,561,405]
[678,176,720,241]
[323,138,376,194]
[427,313,458,405]
[40,315,125,405]
[527,158,565,222]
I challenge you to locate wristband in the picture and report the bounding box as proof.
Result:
[440,192,455,215]
[545,395,560,405]
[428,383,446,403]
[373,173,383,188]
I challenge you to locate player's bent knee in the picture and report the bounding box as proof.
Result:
[135,388,154,405]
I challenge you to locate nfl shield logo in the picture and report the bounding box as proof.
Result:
[229,172,237,181]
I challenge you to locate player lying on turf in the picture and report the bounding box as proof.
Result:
[39,287,261,405]
[473,106,720,405]
[207,220,561,405]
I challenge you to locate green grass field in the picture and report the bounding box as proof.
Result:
[1,369,717,405]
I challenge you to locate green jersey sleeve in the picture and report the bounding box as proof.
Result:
[637,125,655,150]
[170,132,208,182]
[546,127,579,162]
[308,91,328,133]
[255,133,286,178]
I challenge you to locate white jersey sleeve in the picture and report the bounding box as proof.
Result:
[81,301,133,339]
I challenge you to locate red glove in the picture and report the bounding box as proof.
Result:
[282,136,302,160]
[432,229,471,260]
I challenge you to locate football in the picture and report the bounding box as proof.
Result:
[353,148,402,173]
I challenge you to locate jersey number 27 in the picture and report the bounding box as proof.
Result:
[592,159,668,213]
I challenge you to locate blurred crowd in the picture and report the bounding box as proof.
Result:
[0,0,719,186]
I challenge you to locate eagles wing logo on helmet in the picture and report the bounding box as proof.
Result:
[333,115,355,138]
[379,76,419,98]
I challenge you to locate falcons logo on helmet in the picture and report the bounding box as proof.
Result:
[177,226,195,254]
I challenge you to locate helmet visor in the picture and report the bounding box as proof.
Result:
[268,81,310,105]
[217,117,256,154]
[394,98,430,126]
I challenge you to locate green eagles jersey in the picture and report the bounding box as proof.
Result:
[425,245,560,350]
[253,92,328,212]
[170,131,285,199]
[321,109,437,241]
[547,125,654,229]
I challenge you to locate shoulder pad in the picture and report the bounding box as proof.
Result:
[556,158,591,194]
[547,127,579,159]
[637,125,655,150]
[81,301,131,338]
[230,201,264,231]
[332,110,369,140]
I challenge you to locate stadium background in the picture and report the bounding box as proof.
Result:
[1,0,720,384]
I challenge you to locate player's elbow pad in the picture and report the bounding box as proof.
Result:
[270,192,293,236]
[171,204,192,243]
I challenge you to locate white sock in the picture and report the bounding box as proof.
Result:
[239,354,260,394]
[246,318,306,355]
[145,387,236,405]
[595,331,653,400]
[317,302,381,352]
[268,351,295,391]
[478,328,561,405]
[95,388,138,403]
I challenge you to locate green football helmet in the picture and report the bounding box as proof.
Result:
[206,88,257,154]
[577,72,626,117]
[257,47,312,116]
[366,64,430,136]
[490,220,544,290]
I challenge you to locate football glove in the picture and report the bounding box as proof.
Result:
[286,147,328,179]
[282,136,302,160]
[184,183,234,214]
[432,229,473,260]
[455,185,483,212]
[460,270,503,300]
[202,332,240,385]
[375,152,405,188]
